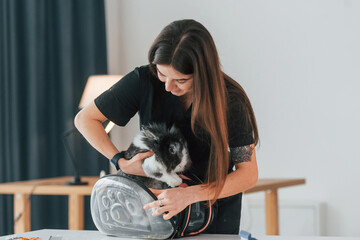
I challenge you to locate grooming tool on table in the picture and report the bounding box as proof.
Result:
[239,230,257,240]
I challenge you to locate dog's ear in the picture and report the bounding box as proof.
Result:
[169,124,179,135]
[142,129,159,142]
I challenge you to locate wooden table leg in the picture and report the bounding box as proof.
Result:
[14,193,31,233]
[265,189,279,235]
[68,194,84,230]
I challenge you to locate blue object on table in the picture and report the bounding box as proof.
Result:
[239,230,257,240]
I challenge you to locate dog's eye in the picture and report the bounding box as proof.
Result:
[169,145,177,155]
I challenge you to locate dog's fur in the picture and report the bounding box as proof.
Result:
[118,123,191,189]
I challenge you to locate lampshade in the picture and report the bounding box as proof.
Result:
[78,75,122,109]
[79,75,122,133]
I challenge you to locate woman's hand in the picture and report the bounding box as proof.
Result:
[143,186,195,220]
[118,151,153,177]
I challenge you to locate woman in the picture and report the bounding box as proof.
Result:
[75,19,258,234]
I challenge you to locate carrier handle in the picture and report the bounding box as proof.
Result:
[148,188,165,196]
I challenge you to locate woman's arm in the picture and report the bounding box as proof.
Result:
[74,101,150,175]
[74,101,118,159]
[144,144,258,220]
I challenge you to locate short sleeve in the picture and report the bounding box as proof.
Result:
[227,97,254,148]
[94,67,144,126]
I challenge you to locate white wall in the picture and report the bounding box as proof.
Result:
[105,0,360,237]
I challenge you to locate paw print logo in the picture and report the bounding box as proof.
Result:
[96,185,151,232]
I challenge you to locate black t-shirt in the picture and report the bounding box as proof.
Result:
[95,65,254,234]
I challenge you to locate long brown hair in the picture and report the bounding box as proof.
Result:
[148,19,258,203]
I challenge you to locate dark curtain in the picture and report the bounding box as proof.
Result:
[0,0,109,235]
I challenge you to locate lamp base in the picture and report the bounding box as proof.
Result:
[66,176,88,185]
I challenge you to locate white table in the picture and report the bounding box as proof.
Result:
[1,229,359,240]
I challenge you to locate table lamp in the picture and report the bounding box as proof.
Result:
[63,75,122,185]
[79,75,122,133]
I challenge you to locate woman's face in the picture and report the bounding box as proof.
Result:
[156,64,193,97]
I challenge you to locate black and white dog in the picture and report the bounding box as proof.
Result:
[118,123,191,189]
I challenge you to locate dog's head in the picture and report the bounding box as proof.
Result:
[141,123,191,173]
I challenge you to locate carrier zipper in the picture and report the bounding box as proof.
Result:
[187,200,213,236]
[180,204,192,237]
[170,225,180,239]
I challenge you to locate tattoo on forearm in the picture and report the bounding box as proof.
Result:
[230,145,254,163]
